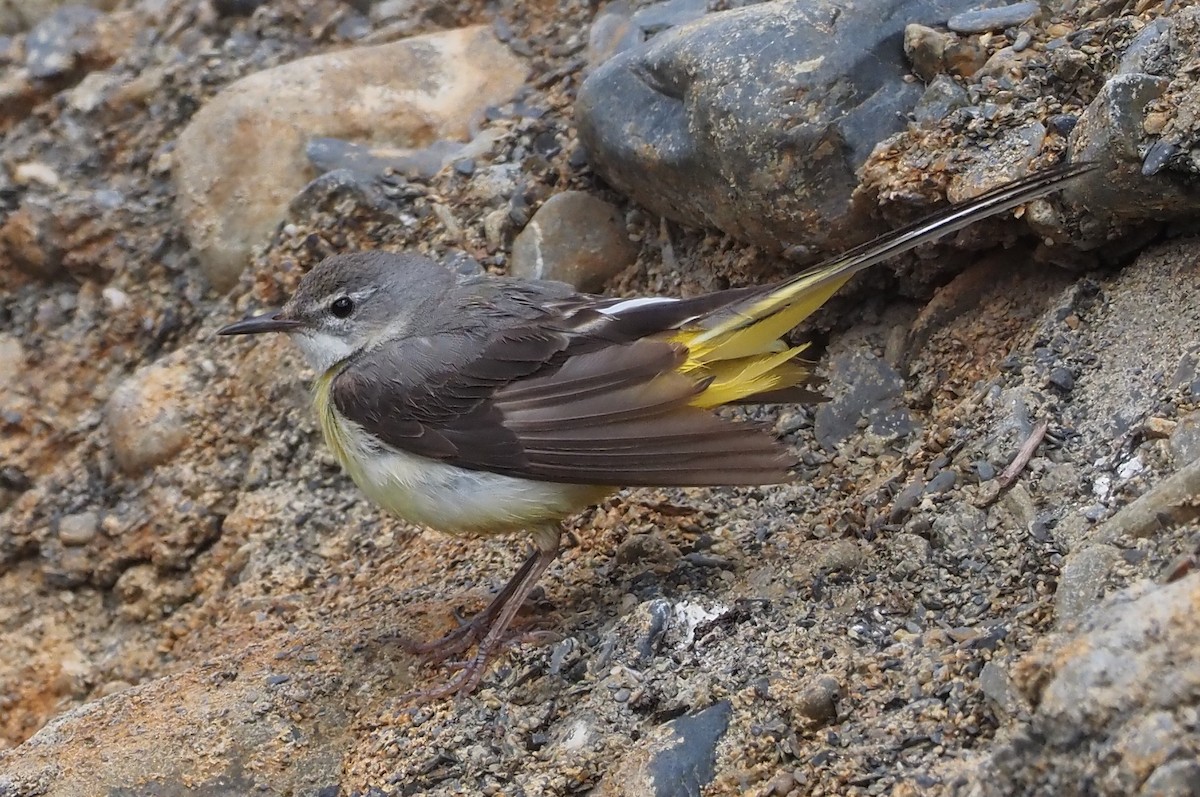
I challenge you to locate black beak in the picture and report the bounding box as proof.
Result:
[217,311,304,336]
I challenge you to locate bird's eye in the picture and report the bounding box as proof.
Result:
[330,296,354,318]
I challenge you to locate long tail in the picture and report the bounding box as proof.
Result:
[678,161,1096,407]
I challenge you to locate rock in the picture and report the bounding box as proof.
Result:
[913,74,969,125]
[105,358,196,475]
[508,191,636,291]
[815,539,862,573]
[1056,71,1200,255]
[1092,457,1200,544]
[955,576,1200,794]
[587,0,710,69]
[947,1,1039,34]
[0,202,65,280]
[1167,411,1200,465]
[815,349,915,450]
[947,121,1047,203]
[925,469,958,495]
[790,676,841,725]
[24,4,102,79]
[173,26,527,291]
[56,511,97,546]
[287,169,392,222]
[304,134,499,183]
[1054,543,1118,628]
[904,24,953,83]
[577,0,995,261]
[978,661,1024,717]
[0,0,103,35]
[1116,17,1172,76]
[0,334,25,391]
[597,700,731,796]
[0,632,393,796]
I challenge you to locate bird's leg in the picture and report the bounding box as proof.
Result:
[407,548,541,662]
[410,526,562,700]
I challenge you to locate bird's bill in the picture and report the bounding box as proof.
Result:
[217,311,303,336]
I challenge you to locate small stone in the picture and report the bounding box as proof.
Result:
[106,359,195,475]
[57,511,98,546]
[791,676,841,725]
[978,661,1023,716]
[587,4,637,70]
[974,460,997,481]
[815,539,862,574]
[0,333,25,390]
[904,24,949,82]
[947,2,1039,34]
[1095,456,1200,543]
[24,4,103,79]
[913,74,969,125]
[1048,367,1075,391]
[1139,760,1200,797]
[1167,411,1200,465]
[925,470,957,495]
[943,38,988,77]
[887,533,930,578]
[0,203,65,280]
[597,701,731,795]
[1046,113,1077,136]
[1054,544,1119,627]
[815,350,914,450]
[509,191,636,292]
[1143,416,1176,439]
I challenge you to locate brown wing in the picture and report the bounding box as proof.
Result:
[330,326,795,487]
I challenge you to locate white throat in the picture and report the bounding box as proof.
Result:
[292,331,356,373]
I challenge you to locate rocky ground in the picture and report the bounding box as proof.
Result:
[1,0,1200,795]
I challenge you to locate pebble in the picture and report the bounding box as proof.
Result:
[925,470,958,495]
[978,661,1023,716]
[173,26,528,291]
[1048,367,1075,392]
[815,349,914,450]
[791,676,841,725]
[816,539,862,574]
[509,191,636,291]
[891,481,925,523]
[904,24,951,82]
[913,74,969,125]
[105,359,195,475]
[0,333,25,390]
[887,533,931,579]
[1167,411,1200,465]
[57,511,98,546]
[947,2,1039,35]
[24,4,103,79]
[1054,544,1119,627]
[0,202,65,280]
[598,700,731,796]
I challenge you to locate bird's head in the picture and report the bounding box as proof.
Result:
[218,251,452,373]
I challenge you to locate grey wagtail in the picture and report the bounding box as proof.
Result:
[218,162,1093,697]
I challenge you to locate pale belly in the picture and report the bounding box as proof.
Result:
[319,400,610,536]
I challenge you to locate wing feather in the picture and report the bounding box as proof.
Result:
[331,326,795,487]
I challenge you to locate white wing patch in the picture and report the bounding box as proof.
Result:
[597,296,679,316]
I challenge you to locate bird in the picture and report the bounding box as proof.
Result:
[218,162,1093,697]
